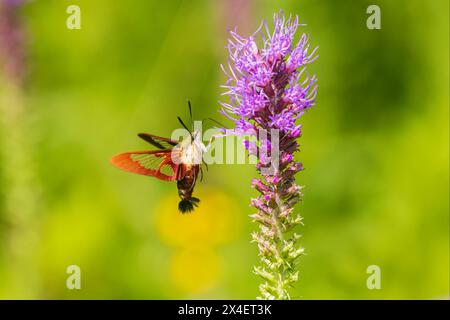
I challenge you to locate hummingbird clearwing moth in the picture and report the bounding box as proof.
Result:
[110,101,207,213]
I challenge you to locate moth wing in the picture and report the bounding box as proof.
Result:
[137,133,179,150]
[110,149,184,181]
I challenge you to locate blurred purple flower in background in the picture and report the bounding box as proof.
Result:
[0,0,40,297]
[0,0,27,84]
[221,12,318,299]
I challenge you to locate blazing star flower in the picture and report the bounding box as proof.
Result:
[220,12,318,299]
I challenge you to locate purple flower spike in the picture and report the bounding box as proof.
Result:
[220,11,318,300]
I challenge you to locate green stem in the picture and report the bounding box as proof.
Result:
[0,79,40,298]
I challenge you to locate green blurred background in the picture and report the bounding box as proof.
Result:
[0,0,448,299]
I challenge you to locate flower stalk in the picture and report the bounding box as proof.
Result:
[0,0,40,297]
[220,12,318,299]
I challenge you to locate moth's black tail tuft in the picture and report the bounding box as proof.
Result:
[178,197,200,214]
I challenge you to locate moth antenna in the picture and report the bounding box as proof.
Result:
[177,116,194,140]
[177,116,189,131]
[188,100,194,132]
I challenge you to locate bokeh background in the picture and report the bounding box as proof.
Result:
[0,0,448,299]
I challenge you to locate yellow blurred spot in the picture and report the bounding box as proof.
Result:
[155,187,241,248]
[155,187,242,294]
[170,249,221,294]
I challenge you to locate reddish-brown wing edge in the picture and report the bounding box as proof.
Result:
[110,149,184,181]
[137,133,179,150]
